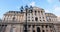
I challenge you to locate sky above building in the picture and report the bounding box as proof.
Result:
[0,0,60,19]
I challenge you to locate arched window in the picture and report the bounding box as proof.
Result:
[35,17,38,21]
[35,11,37,13]
[38,11,40,15]
[41,11,43,13]
[37,27,41,32]
[41,11,43,15]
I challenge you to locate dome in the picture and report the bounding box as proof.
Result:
[33,6,43,10]
[32,6,45,12]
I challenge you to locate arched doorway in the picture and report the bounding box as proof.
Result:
[37,27,41,32]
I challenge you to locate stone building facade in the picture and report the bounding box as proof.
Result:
[0,6,60,32]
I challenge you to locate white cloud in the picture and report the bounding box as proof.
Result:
[45,5,60,16]
[53,6,60,11]
[52,5,60,16]
[45,9,50,13]
[47,0,53,3]
[30,2,35,6]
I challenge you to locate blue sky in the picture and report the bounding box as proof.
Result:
[0,0,60,19]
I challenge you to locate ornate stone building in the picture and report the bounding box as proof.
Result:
[0,6,60,32]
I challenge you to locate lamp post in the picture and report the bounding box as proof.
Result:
[24,5,28,32]
[24,5,33,32]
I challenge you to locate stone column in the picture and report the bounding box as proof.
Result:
[20,25,24,32]
[48,26,51,32]
[53,25,58,32]
[40,25,42,32]
[16,25,20,32]
[5,24,11,32]
[30,25,32,32]
[44,25,46,32]
[1,25,4,32]
[1,25,6,32]
[35,25,37,32]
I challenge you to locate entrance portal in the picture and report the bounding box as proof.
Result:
[37,27,41,32]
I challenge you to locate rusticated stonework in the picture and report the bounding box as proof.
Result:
[0,6,60,32]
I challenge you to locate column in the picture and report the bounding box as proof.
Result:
[44,25,46,32]
[2,25,6,32]
[35,25,37,32]
[20,25,23,32]
[5,25,11,32]
[40,25,42,32]
[30,25,32,32]
[15,25,20,32]
[48,26,51,32]
[1,25,4,32]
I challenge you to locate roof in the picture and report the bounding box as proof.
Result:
[4,11,25,15]
[45,13,57,18]
[45,13,56,16]
[33,6,44,10]
[4,6,45,15]
[7,11,25,13]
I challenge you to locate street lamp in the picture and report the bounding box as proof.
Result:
[20,6,24,13]
[24,5,33,32]
[24,5,28,32]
